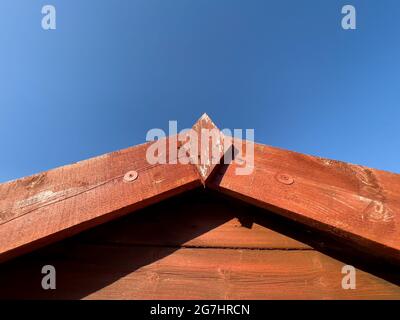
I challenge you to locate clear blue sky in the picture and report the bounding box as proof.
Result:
[1,0,400,183]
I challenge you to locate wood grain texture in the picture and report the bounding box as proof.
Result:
[0,140,202,263]
[208,142,400,263]
[77,190,311,250]
[1,245,399,300]
[78,248,400,300]
[1,109,400,303]
[0,191,398,300]
[191,113,227,183]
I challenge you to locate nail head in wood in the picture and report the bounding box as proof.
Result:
[276,173,294,185]
[124,170,138,182]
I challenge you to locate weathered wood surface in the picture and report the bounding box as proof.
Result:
[0,191,398,300]
[78,190,311,249]
[208,142,400,263]
[190,113,227,183]
[0,140,201,263]
[1,113,400,271]
[66,248,400,300]
[2,246,399,300]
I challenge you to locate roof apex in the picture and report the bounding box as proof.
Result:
[198,112,212,121]
[190,113,228,183]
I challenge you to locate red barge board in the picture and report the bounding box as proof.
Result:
[0,114,399,299]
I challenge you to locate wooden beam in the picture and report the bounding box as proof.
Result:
[0,139,202,263]
[1,188,398,299]
[208,142,400,263]
[2,113,400,266]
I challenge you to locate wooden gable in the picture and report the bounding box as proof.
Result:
[0,114,399,299]
[1,189,399,299]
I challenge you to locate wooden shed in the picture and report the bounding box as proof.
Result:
[0,114,399,299]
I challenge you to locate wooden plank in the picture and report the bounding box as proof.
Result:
[208,142,400,263]
[2,113,399,267]
[76,190,311,249]
[0,140,202,263]
[0,245,398,300]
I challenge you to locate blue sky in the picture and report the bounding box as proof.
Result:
[1,0,400,182]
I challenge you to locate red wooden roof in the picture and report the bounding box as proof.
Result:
[0,114,399,264]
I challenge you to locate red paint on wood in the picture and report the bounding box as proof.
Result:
[208,142,400,263]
